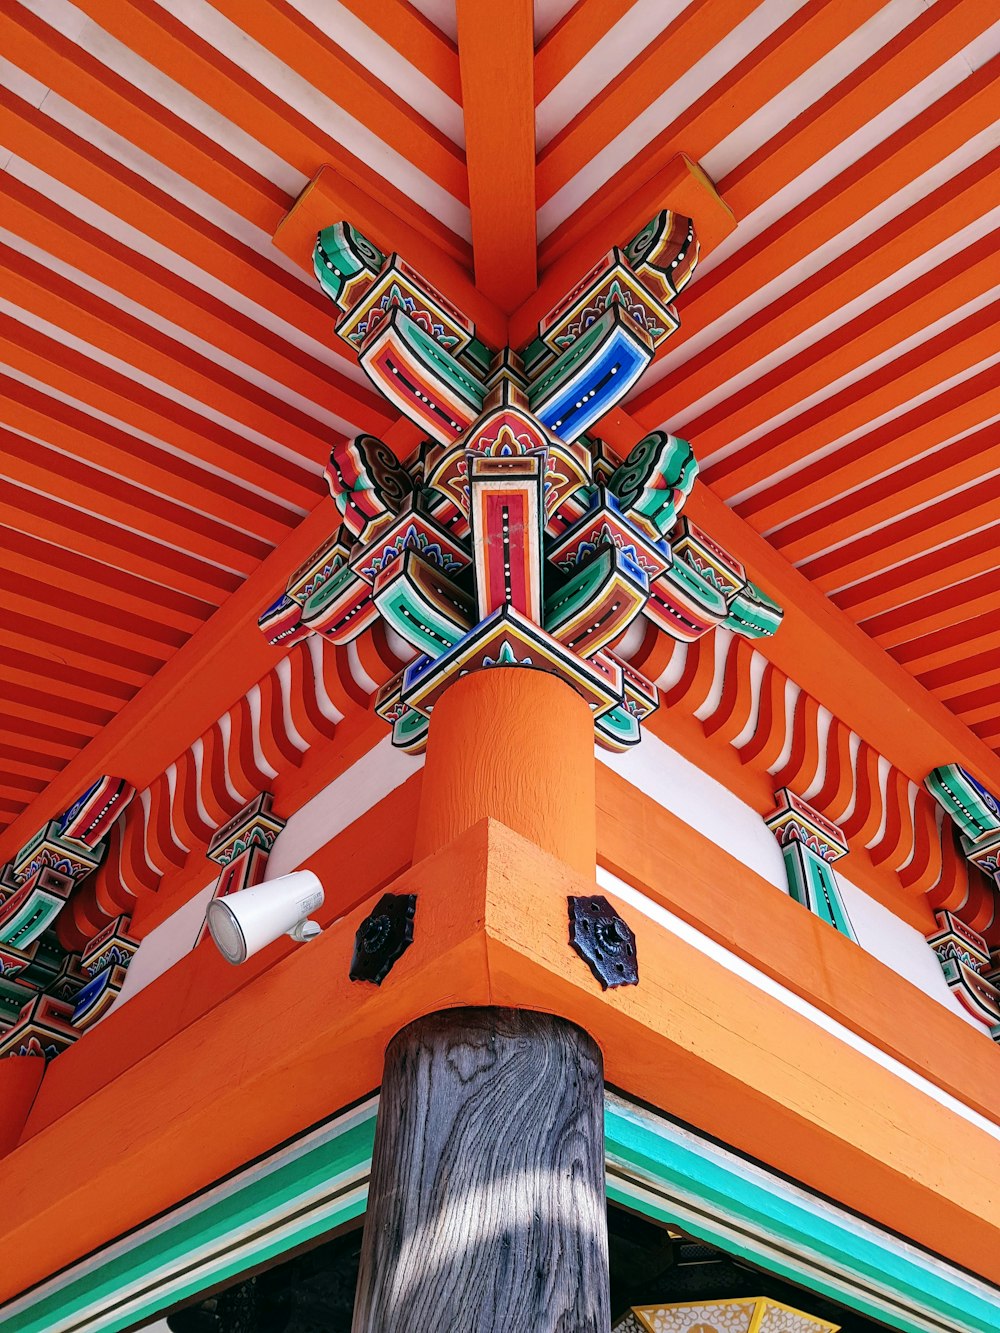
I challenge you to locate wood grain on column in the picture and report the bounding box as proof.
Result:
[413,667,597,874]
[352,1007,609,1332]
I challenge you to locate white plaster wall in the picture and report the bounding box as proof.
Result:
[267,735,422,879]
[111,738,424,1011]
[836,871,986,1032]
[110,877,216,1012]
[597,733,788,892]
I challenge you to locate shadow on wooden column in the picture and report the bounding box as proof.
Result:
[352,1006,610,1332]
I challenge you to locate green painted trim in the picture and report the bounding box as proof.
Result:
[605,1093,999,1333]
[3,1094,996,1333]
[0,1102,377,1333]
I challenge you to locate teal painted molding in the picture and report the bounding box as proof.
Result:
[605,1092,999,1333]
[0,1101,377,1333]
[2,1093,997,1333]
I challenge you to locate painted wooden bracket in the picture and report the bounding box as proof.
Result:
[517,153,737,348]
[274,165,508,349]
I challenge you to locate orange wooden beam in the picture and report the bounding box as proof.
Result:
[535,0,884,267]
[0,5,287,226]
[3,822,1000,1300]
[456,0,537,312]
[0,424,270,577]
[0,486,240,607]
[0,371,297,547]
[632,48,999,436]
[68,0,459,255]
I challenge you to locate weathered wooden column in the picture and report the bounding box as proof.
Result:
[352,668,610,1331]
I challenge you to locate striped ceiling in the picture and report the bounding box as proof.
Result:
[0,0,998,837]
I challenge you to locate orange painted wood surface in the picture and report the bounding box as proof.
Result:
[456,0,537,310]
[414,668,597,874]
[1,820,998,1302]
[596,765,999,1128]
[0,1059,44,1158]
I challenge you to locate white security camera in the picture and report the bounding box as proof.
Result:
[206,869,325,965]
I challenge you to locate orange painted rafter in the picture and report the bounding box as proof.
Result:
[832,526,1000,623]
[0,571,186,667]
[0,88,336,349]
[960,695,1000,732]
[539,0,882,206]
[537,0,759,204]
[208,0,467,202]
[334,0,461,100]
[511,154,734,350]
[1,527,212,640]
[924,647,1000,699]
[682,240,998,474]
[0,744,62,784]
[0,174,384,434]
[892,616,1000,680]
[801,475,1000,594]
[0,372,299,547]
[863,571,1000,652]
[0,424,271,576]
[0,680,111,736]
[641,150,1000,433]
[0,644,140,714]
[0,243,376,486]
[0,487,240,607]
[0,322,321,523]
[702,302,999,501]
[0,713,91,765]
[535,0,638,103]
[456,0,537,311]
[739,369,1000,534]
[0,498,344,863]
[0,599,164,685]
[771,421,1000,565]
[721,0,994,220]
[972,718,1000,749]
[0,6,289,227]
[69,0,467,279]
[632,52,1000,421]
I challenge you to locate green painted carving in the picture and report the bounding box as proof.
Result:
[608,431,698,537]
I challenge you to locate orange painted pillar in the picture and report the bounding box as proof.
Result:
[413,667,596,874]
[0,1056,44,1157]
[356,669,608,1328]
